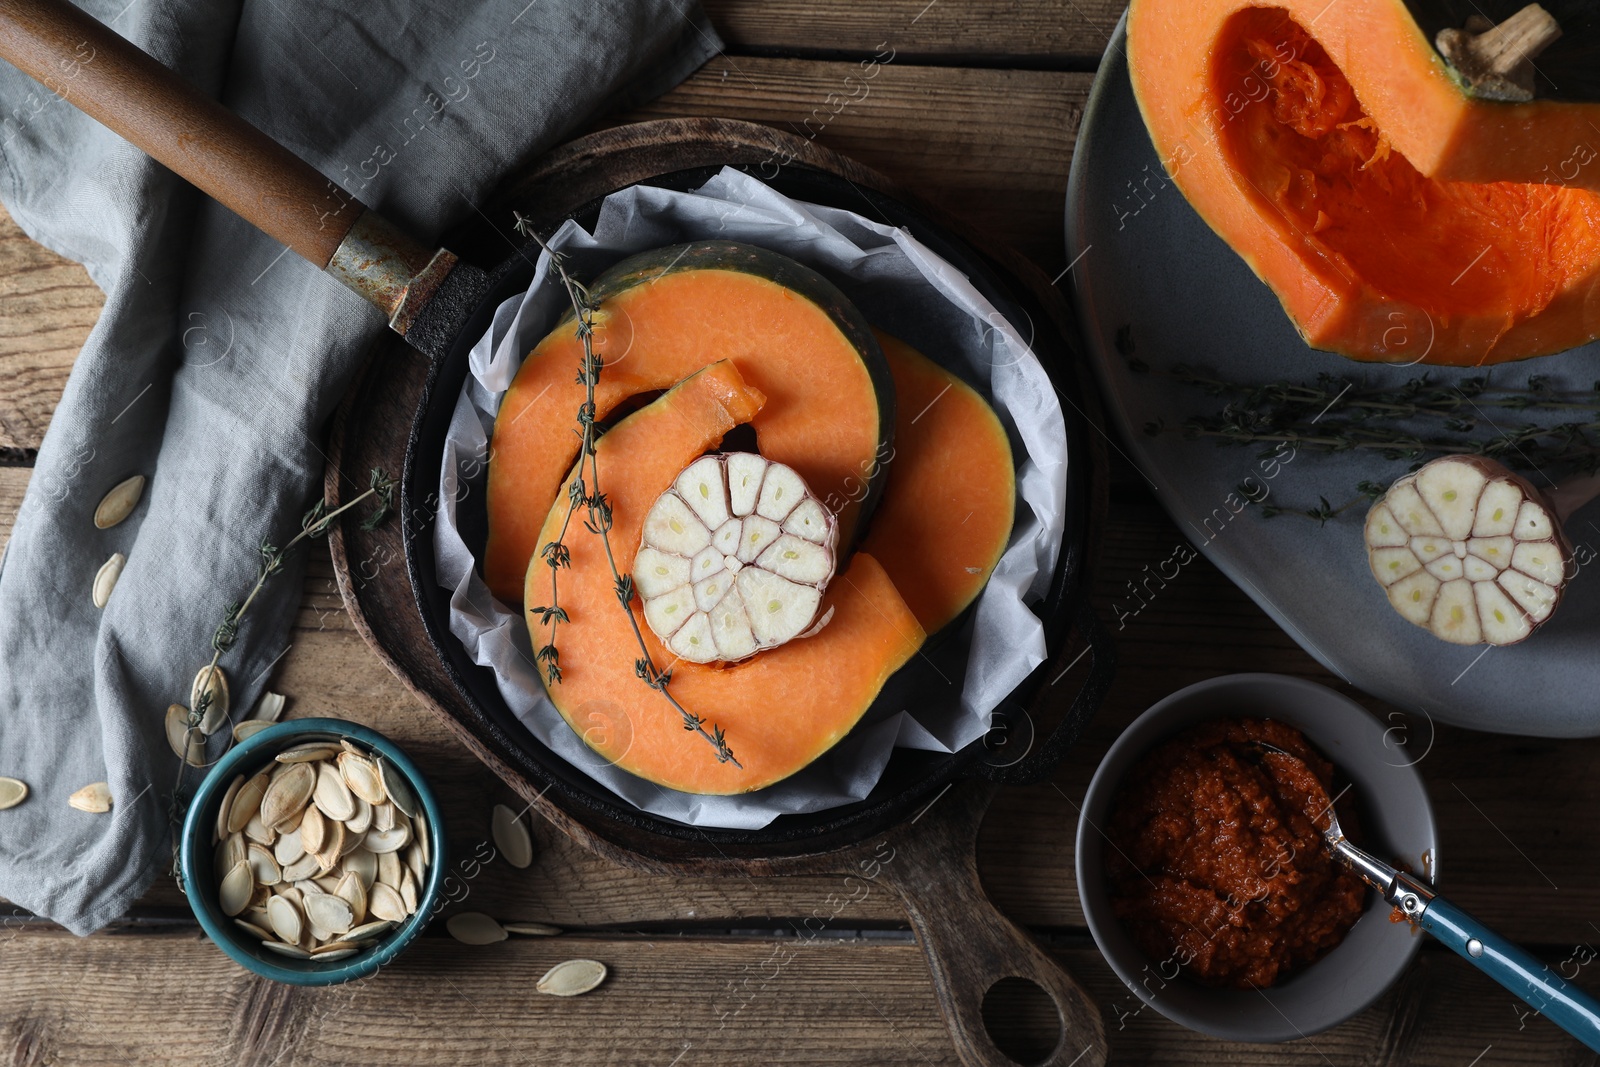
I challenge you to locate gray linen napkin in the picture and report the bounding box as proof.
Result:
[0,0,719,934]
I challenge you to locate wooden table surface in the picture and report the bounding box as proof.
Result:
[4,2,1599,1063]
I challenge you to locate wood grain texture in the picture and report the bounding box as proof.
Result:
[0,204,99,454]
[0,930,1594,1065]
[702,0,1124,65]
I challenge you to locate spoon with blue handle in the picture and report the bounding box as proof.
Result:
[1253,741,1600,1053]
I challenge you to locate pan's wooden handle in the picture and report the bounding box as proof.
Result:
[877,780,1107,1067]
[0,0,358,267]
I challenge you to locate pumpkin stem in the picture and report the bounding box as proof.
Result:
[1436,3,1562,103]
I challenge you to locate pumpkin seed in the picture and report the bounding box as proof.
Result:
[305,891,354,936]
[227,772,270,834]
[192,666,230,736]
[243,810,276,847]
[377,757,417,818]
[311,947,359,961]
[275,742,341,763]
[491,804,533,869]
[377,850,402,890]
[368,883,407,923]
[400,869,418,915]
[273,826,305,866]
[93,474,145,529]
[504,922,563,937]
[299,804,327,855]
[251,691,286,723]
[373,801,396,833]
[233,719,274,744]
[313,761,356,822]
[260,761,314,830]
[166,704,207,768]
[219,860,254,917]
[343,794,373,836]
[212,774,242,842]
[234,918,273,940]
[318,821,347,871]
[404,842,425,886]
[345,920,395,942]
[339,752,386,806]
[67,782,112,813]
[246,843,282,886]
[536,959,608,997]
[445,912,506,946]
[92,552,125,608]
[334,872,367,926]
[260,940,311,959]
[364,824,410,854]
[344,847,377,890]
[281,852,320,882]
[414,811,430,868]
[219,831,248,875]
[0,777,29,810]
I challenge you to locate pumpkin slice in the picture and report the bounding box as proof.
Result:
[861,333,1016,633]
[634,453,840,664]
[527,361,925,796]
[1128,0,1600,364]
[487,241,894,603]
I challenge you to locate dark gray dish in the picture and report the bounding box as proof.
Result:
[1066,16,1600,736]
[1076,673,1437,1041]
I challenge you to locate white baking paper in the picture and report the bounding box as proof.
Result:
[433,167,1067,828]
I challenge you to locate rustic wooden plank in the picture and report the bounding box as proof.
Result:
[702,0,1123,65]
[0,930,1591,1064]
[0,205,100,455]
[616,59,1091,271]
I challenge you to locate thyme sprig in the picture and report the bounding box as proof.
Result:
[1156,359,1600,521]
[514,213,740,768]
[170,468,395,875]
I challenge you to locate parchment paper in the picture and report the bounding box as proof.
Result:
[433,168,1066,828]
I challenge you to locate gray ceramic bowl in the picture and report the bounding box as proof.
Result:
[1076,674,1437,1041]
[180,718,447,986]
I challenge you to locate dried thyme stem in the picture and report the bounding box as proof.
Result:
[515,214,740,768]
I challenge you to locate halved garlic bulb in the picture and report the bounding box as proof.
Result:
[1365,456,1570,646]
[633,453,838,663]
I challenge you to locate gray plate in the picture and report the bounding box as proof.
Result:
[1066,17,1600,736]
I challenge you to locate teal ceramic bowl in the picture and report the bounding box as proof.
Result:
[180,718,447,985]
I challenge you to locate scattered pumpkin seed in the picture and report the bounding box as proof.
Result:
[251,691,286,723]
[491,804,533,869]
[92,552,125,609]
[233,719,274,743]
[0,777,29,810]
[93,474,145,529]
[446,912,507,946]
[67,782,112,813]
[504,922,563,937]
[166,704,207,768]
[536,958,608,997]
[191,666,230,736]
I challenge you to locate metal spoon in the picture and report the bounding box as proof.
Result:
[1253,741,1600,1053]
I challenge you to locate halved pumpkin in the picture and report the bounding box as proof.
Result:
[527,359,924,796]
[861,332,1016,633]
[1128,0,1600,364]
[486,241,894,603]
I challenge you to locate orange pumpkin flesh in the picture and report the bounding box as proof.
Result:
[486,262,888,603]
[1129,1,1600,364]
[527,360,925,796]
[862,332,1016,633]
